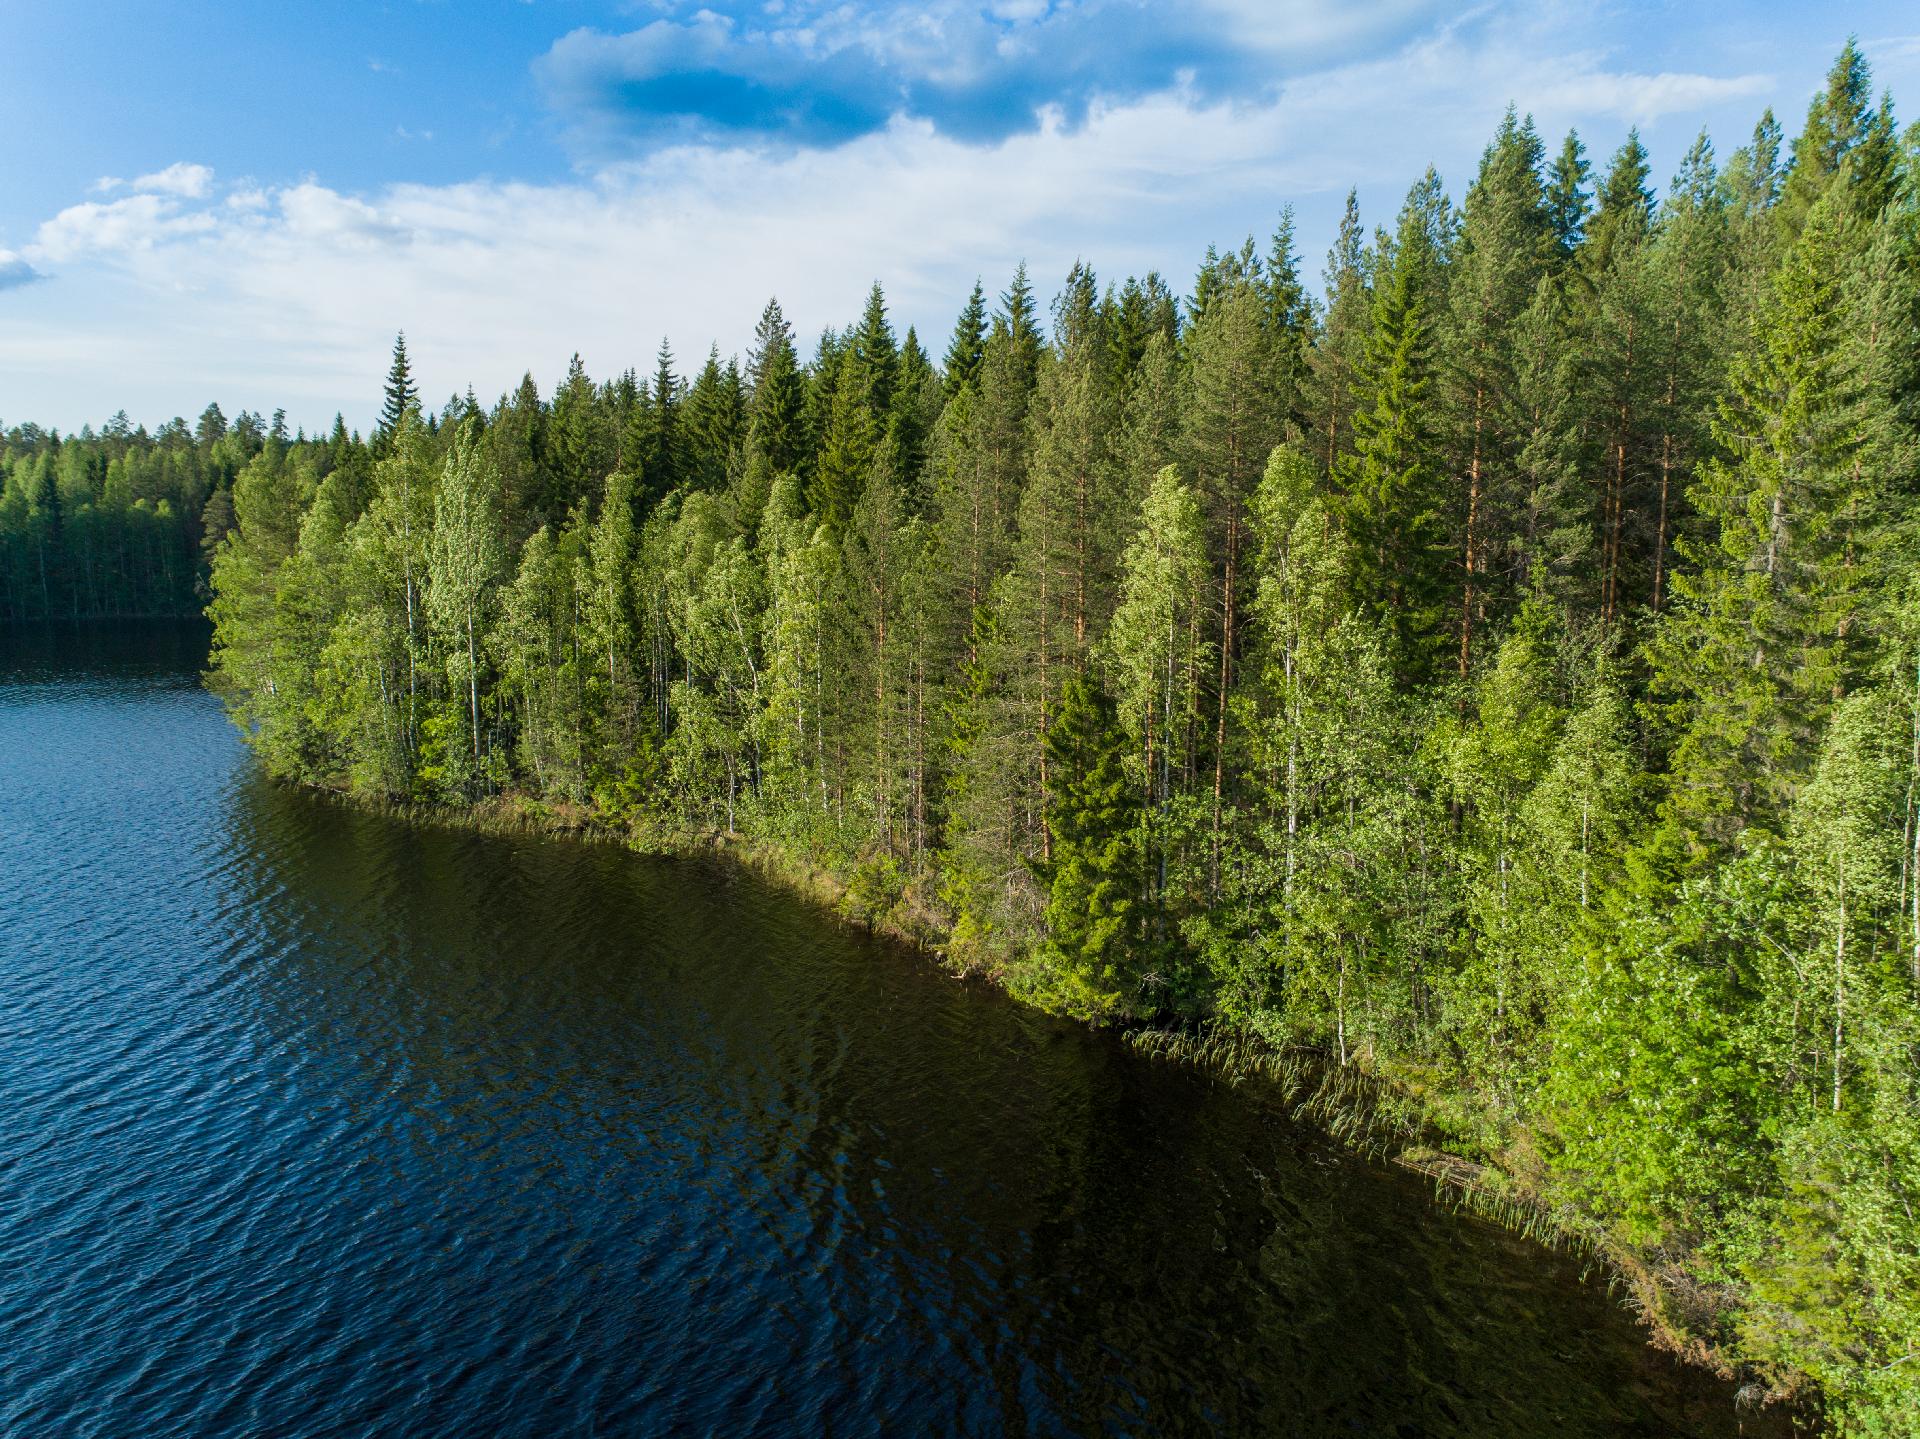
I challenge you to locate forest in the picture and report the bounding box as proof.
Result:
[39,41,1914,1431]
[0,406,243,620]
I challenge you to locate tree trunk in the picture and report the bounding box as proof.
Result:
[1460,397,1482,679]
[1833,882,1846,1113]
[467,607,482,767]
[1211,510,1238,894]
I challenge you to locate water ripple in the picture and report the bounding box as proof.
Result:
[0,627,1779,1438]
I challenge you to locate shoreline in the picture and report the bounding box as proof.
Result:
[287,774,1806,1429]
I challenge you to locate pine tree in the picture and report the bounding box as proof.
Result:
[1722,109,1788,340]
[836,462,925,850]
[926,327,1031,682]
[1581,135,1662,629]
[1644,133,1733,614]
[1182,280,1281,876]
[1442,109,1553,673]
[196,402,229,451]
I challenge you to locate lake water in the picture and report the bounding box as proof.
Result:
[0,626,1777,1436]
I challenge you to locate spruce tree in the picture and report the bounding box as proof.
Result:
[944,281,988,396]
[493,373,551,537]
[1262,208,1315,438]
[810,284,898,530]
[1649,190,1875,857]
[1032,671,1146,1019]
[889,326,940,501]
[994,262,1044,397]
[1545,130,1592,262]
[548,353,613,518]
[626,340,683,509]
[682,346,743,494]
[1778,40,1876,239]
[1306,190,1371,473]
[1338,203,1452,682]
[746,299,807,475]
[374,333,419,458]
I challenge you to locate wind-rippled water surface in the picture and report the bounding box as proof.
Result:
[0,626,1775,1437]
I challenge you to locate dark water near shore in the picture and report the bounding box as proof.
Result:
[0,625,1779,1437]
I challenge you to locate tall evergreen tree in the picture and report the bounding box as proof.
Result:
[1648,191,1876,857]
[747,299,808,475]
[1778,39,1877,239]
[1338,194,1452,682]
[627,340,684,509]
[1031,672,1146,1019]
[1307,190,1372,475]
[944,281,988,396]
[1546,130,1593,262]
[1443,110,1554,674]
[374,333,420,458]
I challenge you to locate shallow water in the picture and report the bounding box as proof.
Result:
[0,624,1777,1436]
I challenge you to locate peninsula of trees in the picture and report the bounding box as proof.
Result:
[12,42,1915,1431]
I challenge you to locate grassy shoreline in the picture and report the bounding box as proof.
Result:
[287,775,1807,1429]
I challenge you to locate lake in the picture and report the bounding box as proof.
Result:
[0,625,1776,1436]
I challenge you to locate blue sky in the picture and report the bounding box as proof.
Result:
[3,1,1917,431]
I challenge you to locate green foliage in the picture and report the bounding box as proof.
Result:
[1027,673,1146,1020]
[1337,201,1452,680]
[178,53,1920,1427]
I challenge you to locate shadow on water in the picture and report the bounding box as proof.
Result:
[0,627,1788,1436]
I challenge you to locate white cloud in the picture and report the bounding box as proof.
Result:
[30,193,218,264]
[276,182,410,246]
[131,162,216,199]
[1551,67,1773,125]
[0,19,1787,430]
